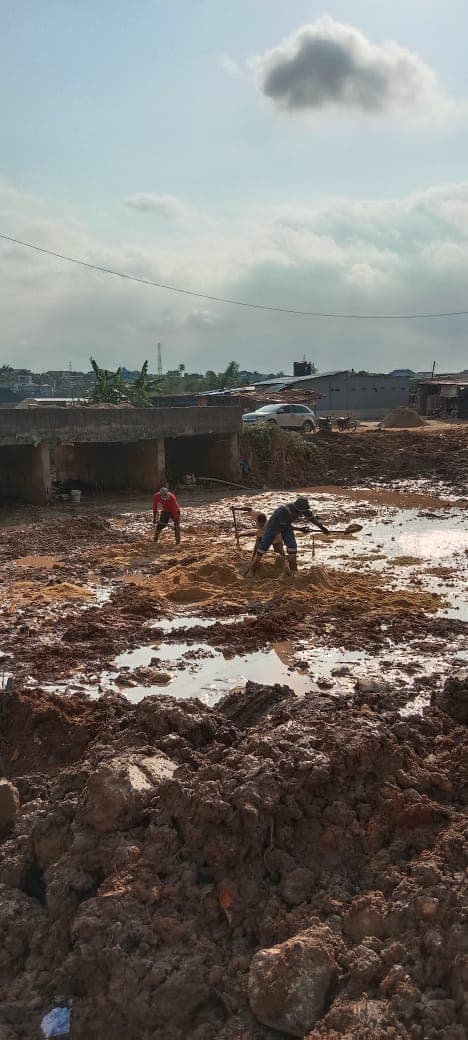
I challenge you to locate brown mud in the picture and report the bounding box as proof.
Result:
[0,427,467,1039]
[0,538,460,684]
[241,424,468,492]
[0,679,467,1040]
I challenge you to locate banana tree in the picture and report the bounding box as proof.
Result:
[89,358,127,403]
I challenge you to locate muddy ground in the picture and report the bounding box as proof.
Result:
[240,424,468,494]
[0,427,467,1039]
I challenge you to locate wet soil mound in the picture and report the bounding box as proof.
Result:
[379,407,427,429]
[243,425,468,490]
[0,684,466,1039]
[0,514,132,564]
[433,671,468,724]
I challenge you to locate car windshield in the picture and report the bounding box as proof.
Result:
[255,405,280,414]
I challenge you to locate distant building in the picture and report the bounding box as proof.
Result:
[412,373,468,418]
[251,370,410,419]
[16,397,87,409]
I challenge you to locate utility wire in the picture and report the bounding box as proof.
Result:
[1,230,468,321]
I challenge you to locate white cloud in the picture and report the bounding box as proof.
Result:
[123,193,197,223]
[2,179,468,373]
[253,18,454,118]
[345,263,387,290]
[218,54,243,79]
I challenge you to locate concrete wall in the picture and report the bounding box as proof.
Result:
[55,439,166,492]
[0,444,51,503]
[0,405,242,447]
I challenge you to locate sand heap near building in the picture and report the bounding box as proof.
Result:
[379,406,427,429]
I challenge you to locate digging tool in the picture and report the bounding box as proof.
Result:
[313,522,363,537]
[231,505,252,548]
[342,522,363,534]
[237,524,310,539]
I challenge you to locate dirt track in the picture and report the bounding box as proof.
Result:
[0,427,467,1039]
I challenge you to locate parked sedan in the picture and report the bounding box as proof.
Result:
[242,403,316,432]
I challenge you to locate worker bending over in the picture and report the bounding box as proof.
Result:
[249,496,328,574]
[252,512,285,559]
[153,487,181,545]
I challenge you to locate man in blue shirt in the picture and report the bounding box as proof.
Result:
[248,496,329,575]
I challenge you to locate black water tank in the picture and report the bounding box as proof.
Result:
[293,361,312,377]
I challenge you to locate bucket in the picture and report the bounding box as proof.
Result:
[70,489,81,503]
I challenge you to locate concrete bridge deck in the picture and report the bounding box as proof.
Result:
[0,405,242,446]
[0,406,243,503]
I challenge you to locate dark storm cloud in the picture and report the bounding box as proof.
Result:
[256,18,440,114]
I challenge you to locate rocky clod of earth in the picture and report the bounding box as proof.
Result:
[80,751,177,831]
[0,780,20,838]
[0,682,467,1039]
[248,924,339,1035]
[433,671,468,725]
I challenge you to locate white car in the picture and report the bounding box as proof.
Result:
[242,403,316,432]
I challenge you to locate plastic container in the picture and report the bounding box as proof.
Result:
[70,489,81,503]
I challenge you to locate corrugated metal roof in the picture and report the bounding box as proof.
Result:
[417,380,468,388]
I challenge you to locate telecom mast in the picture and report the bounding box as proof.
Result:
[157,342,163,377]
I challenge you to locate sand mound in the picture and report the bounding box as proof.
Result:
[295,565,330,589]
[379,406,427,429]
[195,559,241,585]
[7,580,93,604]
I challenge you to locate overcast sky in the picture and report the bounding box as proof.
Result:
[1,0,468,374]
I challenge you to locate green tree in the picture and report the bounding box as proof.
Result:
[219,360,241,388]
[90,358,127,403]
[90,358,159,405]
[129,361,159,405]
[0,365,14,385]
[204,369,218,390]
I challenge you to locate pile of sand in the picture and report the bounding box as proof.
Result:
[379,406,427,429]
[119,547,442,625]
[6,580,93,605]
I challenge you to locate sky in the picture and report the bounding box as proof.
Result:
[1,0,468,374]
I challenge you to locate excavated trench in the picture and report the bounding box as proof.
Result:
[0,432,467,1040]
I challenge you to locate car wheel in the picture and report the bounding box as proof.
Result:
[302,420,314,433]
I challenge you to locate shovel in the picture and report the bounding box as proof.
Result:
[231,505,253,548]
[315,522,363,537]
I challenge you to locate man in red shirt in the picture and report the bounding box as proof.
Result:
[153,487,181,545]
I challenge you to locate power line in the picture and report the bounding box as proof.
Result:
[1,230,468,321]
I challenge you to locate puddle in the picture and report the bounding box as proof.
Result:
[399,694,431,717]
[44,626,467,711]
[112,641,312,705]
[396,528,467,559]
[40,643,312,706]
[155,614,252,633]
